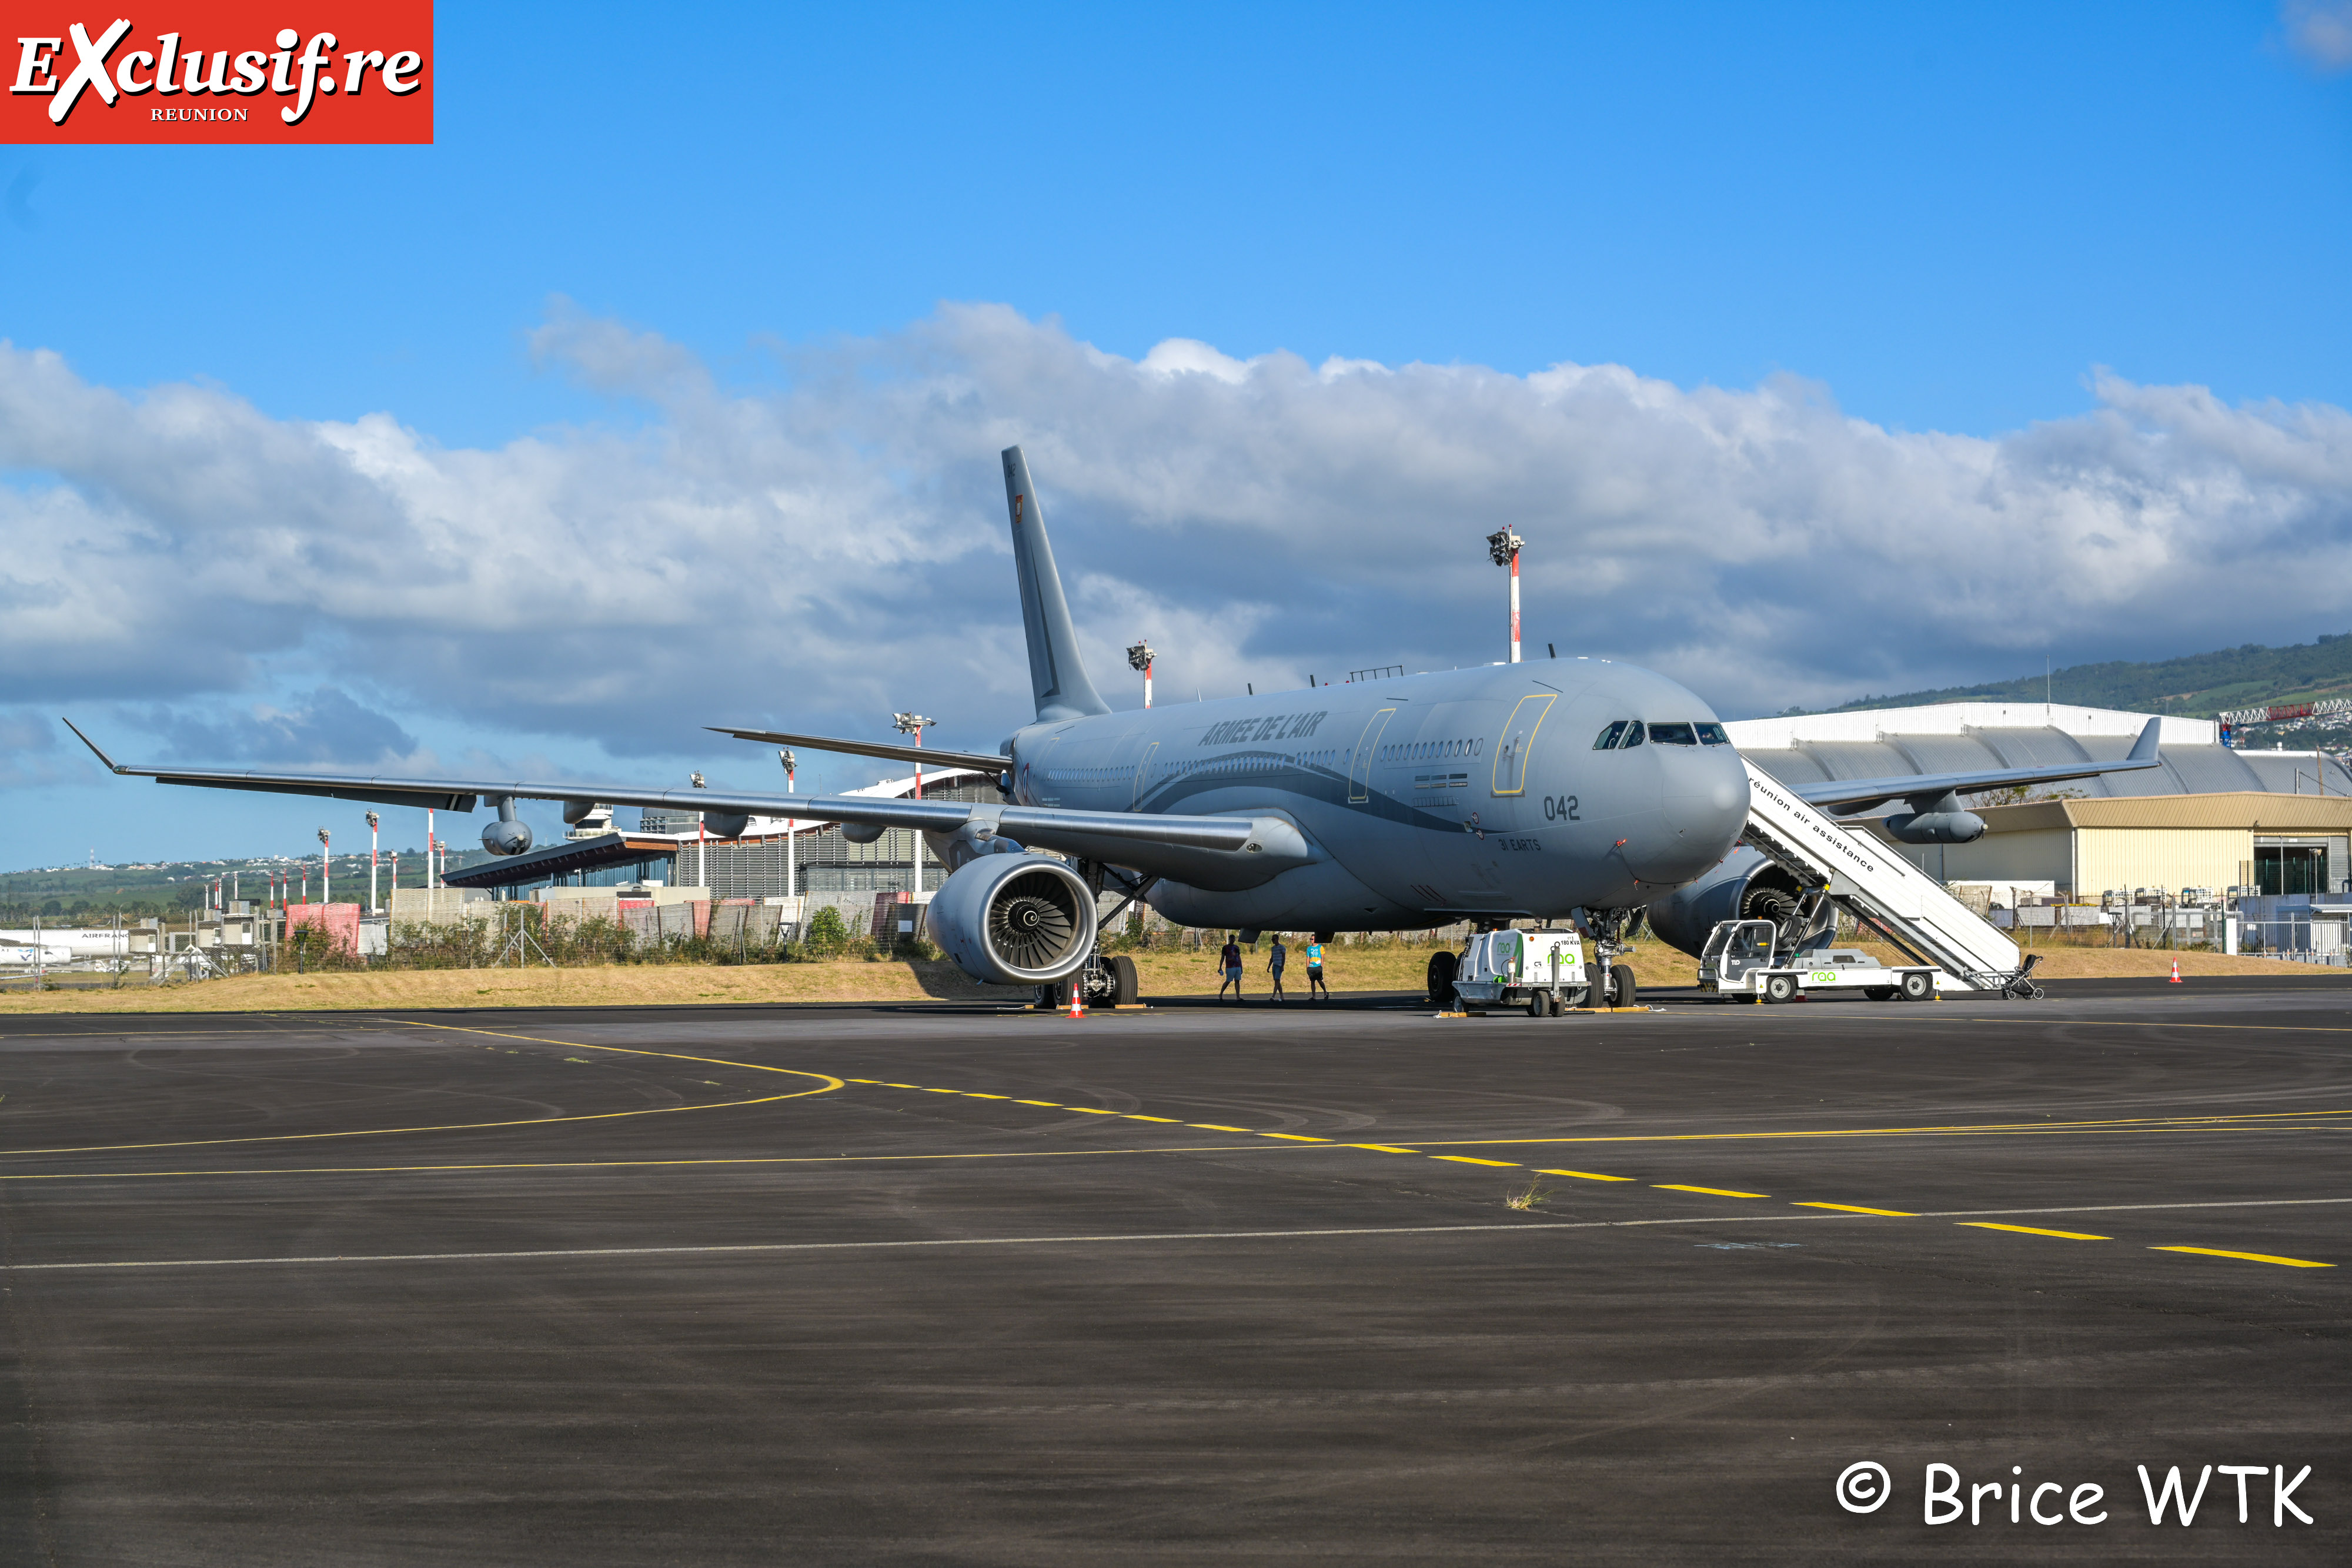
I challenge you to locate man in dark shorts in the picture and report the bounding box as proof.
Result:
[1304,937,1329,999]
[1266,934,1288,1001]
[1217,935,1244,1002]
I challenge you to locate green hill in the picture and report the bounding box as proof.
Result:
[1825,633,2352,722]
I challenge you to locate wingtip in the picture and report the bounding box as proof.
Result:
[59,717,124,773]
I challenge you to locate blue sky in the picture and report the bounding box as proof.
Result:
[4,2,2350,867]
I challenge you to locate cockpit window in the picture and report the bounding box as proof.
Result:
[1695,722,1729,746]
[1620,721,1646,748]
[1648,723,1698,745]
[1592,721,1628,750]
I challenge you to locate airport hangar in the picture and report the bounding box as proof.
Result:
[1728,701,2352,900]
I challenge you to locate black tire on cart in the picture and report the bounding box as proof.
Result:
[1110,955,1140,1006]
[1548,991,1566,1017]
[1899,970,1933,1002]
[1427,950,1460,1008]
[1036,982,1060,1009]
[1527,990,1547,1018]
[1763,972,1798,1004]
[1863,986,1895,1001]
[1611,964,1638,1009]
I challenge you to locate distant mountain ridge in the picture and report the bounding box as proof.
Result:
[1822,633,2352,721]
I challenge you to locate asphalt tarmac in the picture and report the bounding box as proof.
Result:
[1,979,2346,1564]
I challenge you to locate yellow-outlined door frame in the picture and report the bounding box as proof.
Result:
[1490,694,1555,796]
[1349,708,1396,803]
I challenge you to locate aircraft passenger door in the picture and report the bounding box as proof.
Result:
[1489,694,1556,796]
[1132,742,1159,807]
[1348,708,1396,803]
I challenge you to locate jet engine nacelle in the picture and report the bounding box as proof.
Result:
[928,852,1098,987]
[702,811,752,839]
[1880,810,1985,845]
[1645,847,1806,958]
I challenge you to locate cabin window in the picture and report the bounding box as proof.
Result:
[1649,723,1698,746]
[1695,723,1729,745]
[1592,721,1628,750]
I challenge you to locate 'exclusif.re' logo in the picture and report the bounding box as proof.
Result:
[6,2,432,142]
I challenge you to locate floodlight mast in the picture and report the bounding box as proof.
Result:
[1486,528,1524,664]
[317,827,330,907]
[366,811,380,914]
[779,750,797,905]
[1127,641,1155,708]
[893,714,936,894]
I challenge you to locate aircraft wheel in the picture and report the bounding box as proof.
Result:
[1763,973,1798,1004]
[1110,955,1140,1007]
[1611,964,1638,1008]
[1899,970,1933,1002]
[1586,962,1607,1002]
[1426,950,1459,1007]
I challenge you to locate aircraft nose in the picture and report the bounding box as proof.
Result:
[1628,752,1750,884]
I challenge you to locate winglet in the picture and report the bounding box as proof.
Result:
[60,718,126,774]
[2128,716,2161,763]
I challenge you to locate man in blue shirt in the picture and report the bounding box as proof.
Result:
[1303,938,1329,1000]
[1267,934,1288,1001]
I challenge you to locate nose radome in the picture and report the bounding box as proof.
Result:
[1634,754,1751,884]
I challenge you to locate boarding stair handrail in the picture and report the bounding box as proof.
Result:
[1739,760,2026,992]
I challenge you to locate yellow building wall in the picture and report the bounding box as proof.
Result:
[2072,828,2251,897]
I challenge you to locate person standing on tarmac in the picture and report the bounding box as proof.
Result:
[1267,934,1288,1001]
[1218,935,1245,1002]
[1303,937,1329,1000]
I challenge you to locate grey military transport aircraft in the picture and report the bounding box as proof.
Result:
[65,446,2163,1005]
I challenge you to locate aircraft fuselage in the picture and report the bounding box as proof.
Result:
[1002,658,1750,931]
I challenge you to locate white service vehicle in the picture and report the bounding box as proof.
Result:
[1444,928,1635,1015]
[1696,918,1946,1003]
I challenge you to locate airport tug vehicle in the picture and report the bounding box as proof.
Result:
[1695,917,1945,1003]
[1444,928,1636,1015]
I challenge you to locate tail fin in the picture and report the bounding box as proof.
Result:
[1001,446,1111,722]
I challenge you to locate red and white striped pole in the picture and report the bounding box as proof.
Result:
[1488,530,1525,664]
[426,808,436,891]
[1127,641,1155,708]
[893,714,936,895]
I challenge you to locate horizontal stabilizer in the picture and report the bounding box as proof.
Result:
[707,726,1006,776]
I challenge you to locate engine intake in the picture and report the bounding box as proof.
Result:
[480,797,533,856]
[928,853,1098,985]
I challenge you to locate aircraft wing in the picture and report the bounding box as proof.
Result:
[1792,717,2164,815]
[704,726,1007,776]
[62,721,1309,891]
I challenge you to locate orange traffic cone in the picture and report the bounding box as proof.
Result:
[2169,959,2182,984]
[1068,985,1087,1018]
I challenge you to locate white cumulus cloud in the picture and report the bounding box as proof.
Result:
[2,303,2350,794]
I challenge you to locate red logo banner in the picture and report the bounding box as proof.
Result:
[5,3,432,143]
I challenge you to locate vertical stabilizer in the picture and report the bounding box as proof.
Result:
[1001,446,1111,722]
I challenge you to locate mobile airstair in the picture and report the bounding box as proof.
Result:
[1739,761,2039,996]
